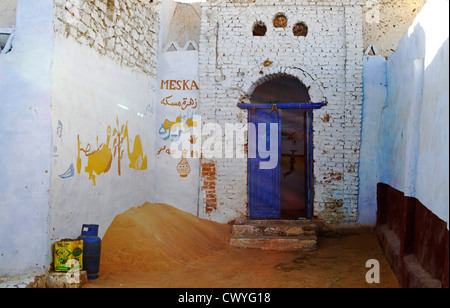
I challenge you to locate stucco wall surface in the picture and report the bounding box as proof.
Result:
[358,54,387,225]
[0,0,54,276]
[49,34,158,241]
[48,0,161,242]
[154,50,201,216]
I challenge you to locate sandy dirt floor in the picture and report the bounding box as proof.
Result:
[84,202,400,288]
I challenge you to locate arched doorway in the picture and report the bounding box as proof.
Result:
[249,75,310,105]
[239,75,324,220]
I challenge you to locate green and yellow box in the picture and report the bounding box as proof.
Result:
[54,239,83,272]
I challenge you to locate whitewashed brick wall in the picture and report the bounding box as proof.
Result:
[198,0,364,224]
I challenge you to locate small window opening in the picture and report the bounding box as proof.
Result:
[253,22,267,36]
[106,0,115,21]
[273,13,287,28]
[293,22,308,37]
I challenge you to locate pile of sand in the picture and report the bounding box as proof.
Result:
[100,202,232,273]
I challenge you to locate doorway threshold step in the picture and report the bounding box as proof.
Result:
[232,220,318,237]
[230,235,318,252]
[230,220,319,251]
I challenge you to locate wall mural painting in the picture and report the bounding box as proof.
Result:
[59,163,75,179]
[77,126,113,186]
[177,151,191,178]
[157,114,199,178]
[57,120,63,142]
[159,80,199,179]
[112,118,148,174]
[157,145,174,156]
[160,95,198,110]
[157,135,199,159]
[158,115,197,142]
[124,124,147,171]
[77,117,147,186]
[53,145,59,158]
[159,80,199,111]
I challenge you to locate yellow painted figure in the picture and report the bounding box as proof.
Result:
[76,118,148,185]
[77,126,113,186]
[124,124,147,171]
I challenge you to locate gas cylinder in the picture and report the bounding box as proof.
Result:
[78,224,101,280]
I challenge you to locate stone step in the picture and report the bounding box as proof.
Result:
[229,235,318,252]
[232,220,317,237]
[230,220,319,251]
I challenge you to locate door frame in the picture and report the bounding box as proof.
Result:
[238,102,326,220]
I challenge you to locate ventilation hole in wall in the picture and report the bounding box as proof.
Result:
[253,22,267,36]
[293,22,308,37]
[273,13,287,28]
[186,42,197,51]
[165,42,178,52]
[106,0,115,21]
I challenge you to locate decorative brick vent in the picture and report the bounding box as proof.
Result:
[273,13,287,28]
[252,21,267,36]
[293,22,308,37]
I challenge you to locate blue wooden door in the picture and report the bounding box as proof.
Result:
[248,108,282,219]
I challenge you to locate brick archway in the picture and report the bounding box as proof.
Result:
[242,66,327,104]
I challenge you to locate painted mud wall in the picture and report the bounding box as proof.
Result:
[377,0,449,287]
[50,0,202,241]
[151,0,201,217]
[358,54,387,226]
[154,49,200,216]
[1,0,200,277]
[49,0,160,241]
[379,0,449,228]
[359,0,449,228]
[358,0,449,287]
[0,0,54,276]
[49,35,158,242]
